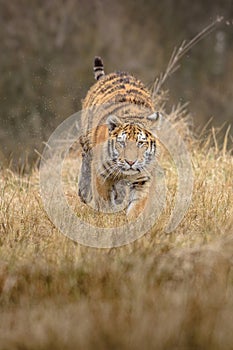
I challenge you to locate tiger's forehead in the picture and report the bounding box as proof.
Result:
[112,123,154,140]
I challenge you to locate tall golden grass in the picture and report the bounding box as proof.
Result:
[0,104,232,348]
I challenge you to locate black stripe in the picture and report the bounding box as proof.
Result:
[94,67,104,72]
[108,139,114,157]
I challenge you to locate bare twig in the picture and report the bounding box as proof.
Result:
[152,16,224,97]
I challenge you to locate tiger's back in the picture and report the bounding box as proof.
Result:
[83,71,153,110]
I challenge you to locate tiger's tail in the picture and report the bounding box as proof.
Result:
[94,56,105,80]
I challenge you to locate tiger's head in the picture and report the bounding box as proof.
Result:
[106,113,161,176]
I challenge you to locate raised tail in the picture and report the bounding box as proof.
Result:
[94,56,105,80]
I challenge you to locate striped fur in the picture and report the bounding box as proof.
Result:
[78,57,161,218]
[94,56,105,80]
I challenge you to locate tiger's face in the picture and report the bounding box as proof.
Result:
[107,115,158,176]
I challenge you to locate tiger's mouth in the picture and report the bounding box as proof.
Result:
[117,163,143,175]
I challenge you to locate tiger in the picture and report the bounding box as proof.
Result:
[78,56,161,219]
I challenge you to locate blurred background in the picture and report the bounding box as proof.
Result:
[0,0,232,167]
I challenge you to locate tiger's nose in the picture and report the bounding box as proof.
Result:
[125,159,136,166]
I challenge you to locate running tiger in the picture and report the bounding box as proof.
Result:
[78,56,161,219]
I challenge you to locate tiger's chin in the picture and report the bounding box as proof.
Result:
[119,168,140,176]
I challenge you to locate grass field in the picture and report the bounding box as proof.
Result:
[0,110,232,349]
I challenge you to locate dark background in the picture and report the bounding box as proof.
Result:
[0,0,232,166]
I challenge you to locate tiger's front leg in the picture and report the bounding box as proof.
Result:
[126,180,150,220]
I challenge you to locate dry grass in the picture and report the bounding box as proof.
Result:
[0,118,233,349]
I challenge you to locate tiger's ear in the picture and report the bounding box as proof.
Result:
[106,115,121,132]
[147,112,162,130]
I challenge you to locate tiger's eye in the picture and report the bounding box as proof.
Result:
[137,141,144,147]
